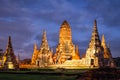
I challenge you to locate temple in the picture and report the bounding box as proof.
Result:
[31,20,115,68]
[3,36,18,69]
[85,20,104,67]
[31,31,53,67]
[53,20,79,64]
[0,20,115,69]
[101,34,114,67]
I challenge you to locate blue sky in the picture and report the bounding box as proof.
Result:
[0,0,120,59]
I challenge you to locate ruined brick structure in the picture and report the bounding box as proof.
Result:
[31,20,115,68]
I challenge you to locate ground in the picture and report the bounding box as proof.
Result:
[0,68,120,80]
[0,73,76,80]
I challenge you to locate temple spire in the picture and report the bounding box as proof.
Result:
[61,20,70,28]
[34,30,53,67]
[40,30,49,50]
[94,19,97,28]
[93,19,98,34]
[102,34,105,42]
[59,20,72,44]
[3,36,18,69]
[88,19,101,49]
[6,36,14,55]
[54,20,75,63]
[34,42,37,50]
[75,45,79,54]
[75,45,80,59]
[7,36,13,50]
[31,42,38,65]
[86,20,104,67]
[76,45,80,56]
[101,34,107,48]
[101,34,112,58]
[72,45,80,60]
[43,30,47,41]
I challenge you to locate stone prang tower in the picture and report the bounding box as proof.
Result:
[32,31,53,67]
[54,20,80,64]
[85,20,104,67]
[3,36,18,69]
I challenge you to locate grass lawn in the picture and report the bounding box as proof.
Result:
[0,73,77,80]
[0,67,119,80]
[0,68,92,80]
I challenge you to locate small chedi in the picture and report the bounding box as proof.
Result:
[31,20,115,69]
[3,36,19,69]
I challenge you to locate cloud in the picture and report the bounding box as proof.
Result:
[0,17,34,58]
[86,0,120,27]
[0,0,120,59]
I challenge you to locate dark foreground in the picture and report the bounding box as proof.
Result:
[0,68,120,80]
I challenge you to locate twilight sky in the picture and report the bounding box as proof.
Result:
[0,0,120,59]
